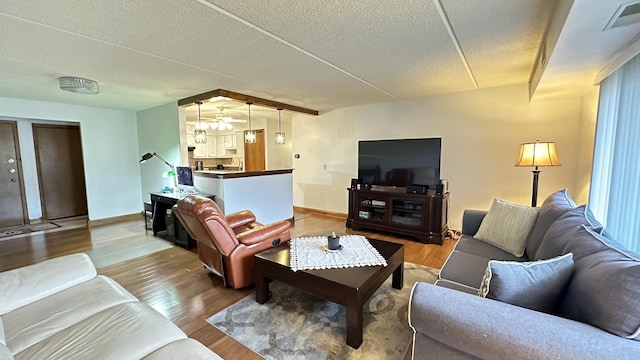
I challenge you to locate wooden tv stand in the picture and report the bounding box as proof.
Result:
[346,188,449,245]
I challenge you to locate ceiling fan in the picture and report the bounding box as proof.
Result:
[201,107,246,131]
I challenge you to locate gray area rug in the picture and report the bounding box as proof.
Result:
[207,262,439,359]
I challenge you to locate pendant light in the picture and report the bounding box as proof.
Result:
[194,101,207,144]
[275,108,285,145]
[244,102,257,143]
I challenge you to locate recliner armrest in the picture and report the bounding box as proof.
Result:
[410,282,640,359]
[225,210,257,229]
[236,221,291,246]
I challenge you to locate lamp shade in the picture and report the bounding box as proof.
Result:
[194,101,207,143]
[514,141,561,167]
[244,130,257,143]
[139,152,153,163]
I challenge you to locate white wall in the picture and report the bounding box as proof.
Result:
[0,96,141,221]
[137,102,181,204]
[292,83,597,230]
[573,86,600,202]
[265,115,293,169]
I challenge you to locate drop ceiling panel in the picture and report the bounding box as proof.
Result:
[203,0,477,97]
[0,0,393,111]
[0,0,631,111]
[0,16,279,110]
[443,0,556,88]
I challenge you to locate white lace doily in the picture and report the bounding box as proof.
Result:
[289,235,387,272]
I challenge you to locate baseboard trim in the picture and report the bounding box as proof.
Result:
[294,206,347,220]
[89,213,142,227]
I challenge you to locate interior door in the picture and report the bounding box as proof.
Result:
[33,124,88,220]
[0,121,28,227]
[244,129,265,172]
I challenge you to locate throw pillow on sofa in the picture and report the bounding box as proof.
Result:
[525,188,576,258]
[534,205,601,260]
[474,198,539,257]
[478,253,574,314]
[560,225,640,340]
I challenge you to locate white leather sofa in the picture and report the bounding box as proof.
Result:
[0,253,222,360]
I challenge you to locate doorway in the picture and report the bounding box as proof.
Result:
[32,124,88,220]
[244,129,265,172]
[0,120,28,227]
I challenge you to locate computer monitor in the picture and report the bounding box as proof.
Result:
[176,166,194,186]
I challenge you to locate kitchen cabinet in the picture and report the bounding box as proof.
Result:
[205,135,218,157]
[186,128,239,159]
[224,134,237,149]
[216,136,226,156]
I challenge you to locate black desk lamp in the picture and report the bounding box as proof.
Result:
[139,152,175,174]
[139,152,177,190]
[514,140,561,207]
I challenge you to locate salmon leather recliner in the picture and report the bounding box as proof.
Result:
[173,195,291,289]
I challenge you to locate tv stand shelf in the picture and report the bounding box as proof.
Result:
[346,188,449,245]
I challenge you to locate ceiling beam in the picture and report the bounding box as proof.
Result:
[178,89,319,115]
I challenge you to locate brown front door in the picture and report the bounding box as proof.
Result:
[0,121,28,227]
[33,124,88,220]
[244,129,265,172]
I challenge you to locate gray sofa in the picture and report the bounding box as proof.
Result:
[409,189,640,359]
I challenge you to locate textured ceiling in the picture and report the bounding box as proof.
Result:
[534,0,640,99]
[0,0,638,114]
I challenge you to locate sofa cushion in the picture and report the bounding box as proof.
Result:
[0,253,96,315]
[560,226,640,340]
[525,189,576,258]
[0,317,5,345]
[3,275,137,354]
[434,279,479,295]
[474,198,539,257]
[13,302,188,360]
[461,210,488,235]
[454,235,524,261]
[534,205,599,260]
[478,253,574,314]
[439,251,496,290]
[0,343,13,360]
[143,339,223,360]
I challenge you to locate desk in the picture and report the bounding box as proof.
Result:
[150,192,215,248]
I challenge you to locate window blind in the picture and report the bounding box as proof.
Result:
[589,53,640,251]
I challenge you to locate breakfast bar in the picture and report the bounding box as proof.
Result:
[193,169,293,224]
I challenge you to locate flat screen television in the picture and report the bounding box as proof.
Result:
[176,166,194,186]
[358,138,441,189]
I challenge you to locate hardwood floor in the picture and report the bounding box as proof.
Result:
[0,211,457,359]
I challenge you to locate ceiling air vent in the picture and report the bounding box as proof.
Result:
[604,2,640,30]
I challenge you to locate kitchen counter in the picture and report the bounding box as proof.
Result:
[194,168,293,179]
[193,169,293,224]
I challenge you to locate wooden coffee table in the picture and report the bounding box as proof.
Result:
[254,237,404,348]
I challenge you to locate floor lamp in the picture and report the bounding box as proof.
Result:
[514,141,561,207]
